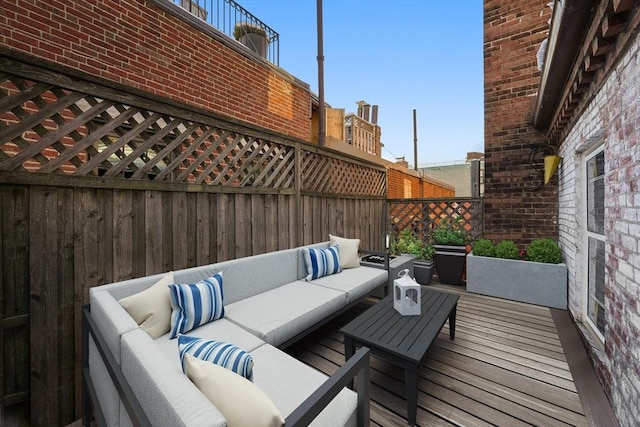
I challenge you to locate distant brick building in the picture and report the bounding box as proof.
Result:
[387,160,455,199]
[484,1,640,425]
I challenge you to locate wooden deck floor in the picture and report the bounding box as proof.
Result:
[286,283,589,426]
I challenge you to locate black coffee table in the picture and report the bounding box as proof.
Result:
[341,288,459,426]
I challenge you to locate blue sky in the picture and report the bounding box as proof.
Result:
[236,0,484,164]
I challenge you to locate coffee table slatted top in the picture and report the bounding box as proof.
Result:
[341,288,459,363]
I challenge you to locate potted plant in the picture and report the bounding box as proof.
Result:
[394,229,435,285]
[432,218,468,285]
[233,22,269,58]
[467,238,567,309]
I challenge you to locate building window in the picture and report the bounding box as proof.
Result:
[403,179,412,198]
[584,148,605,338]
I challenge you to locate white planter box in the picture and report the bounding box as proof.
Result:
[466,252,567,309]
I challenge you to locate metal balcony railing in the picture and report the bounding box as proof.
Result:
[175,0,280,65]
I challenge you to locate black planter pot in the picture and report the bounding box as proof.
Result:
[433,244,467,285]
[413,259,434,285]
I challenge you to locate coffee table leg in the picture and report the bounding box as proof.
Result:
[449,304,457,340]
[344,336,355,389]
[404,363,419,426]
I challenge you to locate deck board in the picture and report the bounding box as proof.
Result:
[286,282,590,426]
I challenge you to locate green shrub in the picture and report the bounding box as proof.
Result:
[419,244,435,260]
[494,240,520,259]
[433,218,467,245]
[526,238,563,264]
[473,239,495,257]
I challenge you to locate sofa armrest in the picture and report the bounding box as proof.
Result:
[285,347,370,427]
[82,304,152,427]
[359,249,390,270]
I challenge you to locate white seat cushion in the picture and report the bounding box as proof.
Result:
[251,344,357,427]
[309,266,387,303]
[225,281,347,347]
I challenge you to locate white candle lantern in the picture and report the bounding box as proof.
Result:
[393,269,421,316]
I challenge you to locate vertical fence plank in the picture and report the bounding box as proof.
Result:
[234,194,249,258]
[195,193,211,264]
[265,194,278,253]
[183,193,197,267]
[145,191,163,275]
[29,186,60,426]
[113,190,135,282]
[1,186,31,425]
[56,188,76,422]
[172,192,188,270]
[312,197,322,243]
[161,192,173,273]
[251,195,265,255]
[97,189,114,286]
[302,196,312,245]
[131,190,146,279]
[277,195,290,250]
[216,193,233,262]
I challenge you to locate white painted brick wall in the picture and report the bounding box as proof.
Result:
[558,33,640,427]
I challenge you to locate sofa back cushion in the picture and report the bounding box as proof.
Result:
[120,328,227,427]
[210,248,300,304]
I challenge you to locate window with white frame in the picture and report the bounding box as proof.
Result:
[584,148,606,338]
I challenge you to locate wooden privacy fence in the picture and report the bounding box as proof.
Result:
[388,198,484,242]
[0,55,386,426]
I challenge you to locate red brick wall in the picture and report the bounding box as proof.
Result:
[422,180,455,198]
[387,168,454,199]
[484,0,557,244]
[0,0,311,140]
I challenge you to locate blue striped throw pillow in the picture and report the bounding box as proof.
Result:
[303,245,342,281]
[169,273,224,339]
[178,335,254,381]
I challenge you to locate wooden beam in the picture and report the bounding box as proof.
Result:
[591,37,615,56]
[578,69,595,85]
[584,55,606,72]
[613,0,635,13]
[602,14,627,37]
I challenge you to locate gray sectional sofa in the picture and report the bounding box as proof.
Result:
[82,242,387,427]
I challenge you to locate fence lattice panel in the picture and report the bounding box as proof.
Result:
[301,150,385,196]
[389,199,483,241]
[0,75,296,188]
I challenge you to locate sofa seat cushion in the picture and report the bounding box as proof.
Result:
[225,281,347,347]
[309,266,387,304]
[250,344,357,427]
[154,318,265,370]
[120,329,227,427]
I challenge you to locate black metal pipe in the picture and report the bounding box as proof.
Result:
[317,0,326,146]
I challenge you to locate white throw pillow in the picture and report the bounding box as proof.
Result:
[185,354,285,427]
[118,272,174,339]
[329,234,361,269]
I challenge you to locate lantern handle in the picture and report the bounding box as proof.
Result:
[397,269,410,278]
